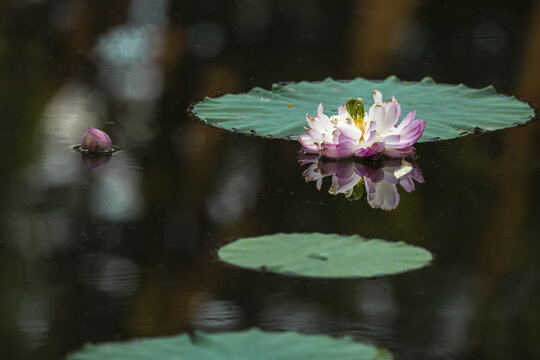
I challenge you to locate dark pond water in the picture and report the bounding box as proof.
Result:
[1,1,540,359]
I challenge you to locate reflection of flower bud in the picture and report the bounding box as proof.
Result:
[81,127,113,152]
[80,152,112,170]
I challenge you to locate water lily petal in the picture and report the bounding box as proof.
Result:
[306,114,324,133]
[397,120,426,147]
[379,101,399,134]
[382,146,416,158]
[336,121,362,141]
[320,141,356,159]
[391,96,402,118]
[338,104,348,117]
[298,135,319,153]
[354,142,385,157]
[396,110,416,131]
[305,126,323,140]
[317,103,333,132]
[361,129,375,145]
[381,134,401,145]
[368,103,385,124]
[373,90,383,104]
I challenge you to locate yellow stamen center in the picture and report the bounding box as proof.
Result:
[354,115,368,136]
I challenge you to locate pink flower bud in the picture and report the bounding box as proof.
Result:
[81,127,113,152]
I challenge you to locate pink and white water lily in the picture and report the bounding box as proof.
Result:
[300,154,424,211]
[298,90,426,159]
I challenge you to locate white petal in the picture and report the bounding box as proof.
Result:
[308,114,329,133]
[317,103,333,132]
[338,105,348,117]
[336,121,362,140]
[368,103,385,125]
[378,101,398,134]
[373,90,383,104]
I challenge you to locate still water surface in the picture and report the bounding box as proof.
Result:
[1,1,540,359]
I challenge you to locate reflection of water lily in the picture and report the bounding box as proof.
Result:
[298,90,425,159]
[81,127,113,153]
[300,154,424,211]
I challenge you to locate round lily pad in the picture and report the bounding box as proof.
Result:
[218,233,432,278]
[66,328,393,360]
[192,76,534,141]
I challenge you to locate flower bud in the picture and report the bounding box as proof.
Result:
[81,127,113,152]
[345,98,364,120]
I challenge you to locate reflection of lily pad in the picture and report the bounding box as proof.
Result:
[67,328,393,360]
[218,233,432,278]
[193,76,534,141]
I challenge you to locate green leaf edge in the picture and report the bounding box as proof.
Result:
[66,328,393,360]
[192,75,535,142]
[218,232,433,279]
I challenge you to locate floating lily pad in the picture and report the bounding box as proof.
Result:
[218,233,432,278]
[193,76,534,141]
[66,328,393,360]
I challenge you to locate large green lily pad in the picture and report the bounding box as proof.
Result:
[193,76,535,141]
[218,233,432,278]
[67,328,393,360]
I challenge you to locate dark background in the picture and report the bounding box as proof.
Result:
[0,1,539,359]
